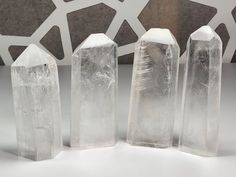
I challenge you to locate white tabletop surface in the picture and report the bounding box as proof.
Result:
[0,64,236,177]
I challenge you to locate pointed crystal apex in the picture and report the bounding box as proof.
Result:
[12,44,55,68]
[190,25,220,41]
[141,28,178,45]
[76,33,116,51]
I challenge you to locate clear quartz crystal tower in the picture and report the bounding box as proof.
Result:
[71,33,118,149]
[11,44,62,161]
[127,28,180,148]
[179,26,222,156]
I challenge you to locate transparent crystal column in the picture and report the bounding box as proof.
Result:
[127,28,180,148]
[71,33,118,149]
[179,26,222,156]
[11,44,62,161]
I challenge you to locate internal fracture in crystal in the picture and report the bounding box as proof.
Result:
[127,28,180,148]
[71,33,118,149]
[11,44,62,161]
[179,26,222,156]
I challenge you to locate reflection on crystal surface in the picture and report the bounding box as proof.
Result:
[179,26,222,156]
[11,44,62,161]
[127,28,180,148]
[71,33,118,149]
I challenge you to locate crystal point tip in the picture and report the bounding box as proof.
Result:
[141,28,177,45]
[190,25,220,41]
[12,44,54,68]
[78,33,116,50]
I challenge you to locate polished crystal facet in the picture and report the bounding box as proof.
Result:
[127,28,180,148]
[179,26,222,156]
[11,44,62,161]
[71,33,118,149]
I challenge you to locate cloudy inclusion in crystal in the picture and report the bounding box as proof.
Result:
[127,28,180,148]
[71,33,118,149]
[179,26,222,156]
[11,44,62,161]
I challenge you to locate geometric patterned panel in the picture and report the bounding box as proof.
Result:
[8,46,27,61]
[119,53,134,64]
[215,24,230,55]
[0,0,56,36]
[0,56,4,65]
[138,0,217,55]
[232,7,236,23]
[40,26,64,60]
[232,50,236,63]
[114,20,138,47]
[0,0,235,65]
[67,3,117,51]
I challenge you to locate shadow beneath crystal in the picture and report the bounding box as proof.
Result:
[172,134,179,147]
[63,135,70,147]
[1,145,17,156]
[218,147,236,157]
[0,145,19,162]
[118,133,127,142]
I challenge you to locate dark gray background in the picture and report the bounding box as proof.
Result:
[0,0,235,65]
